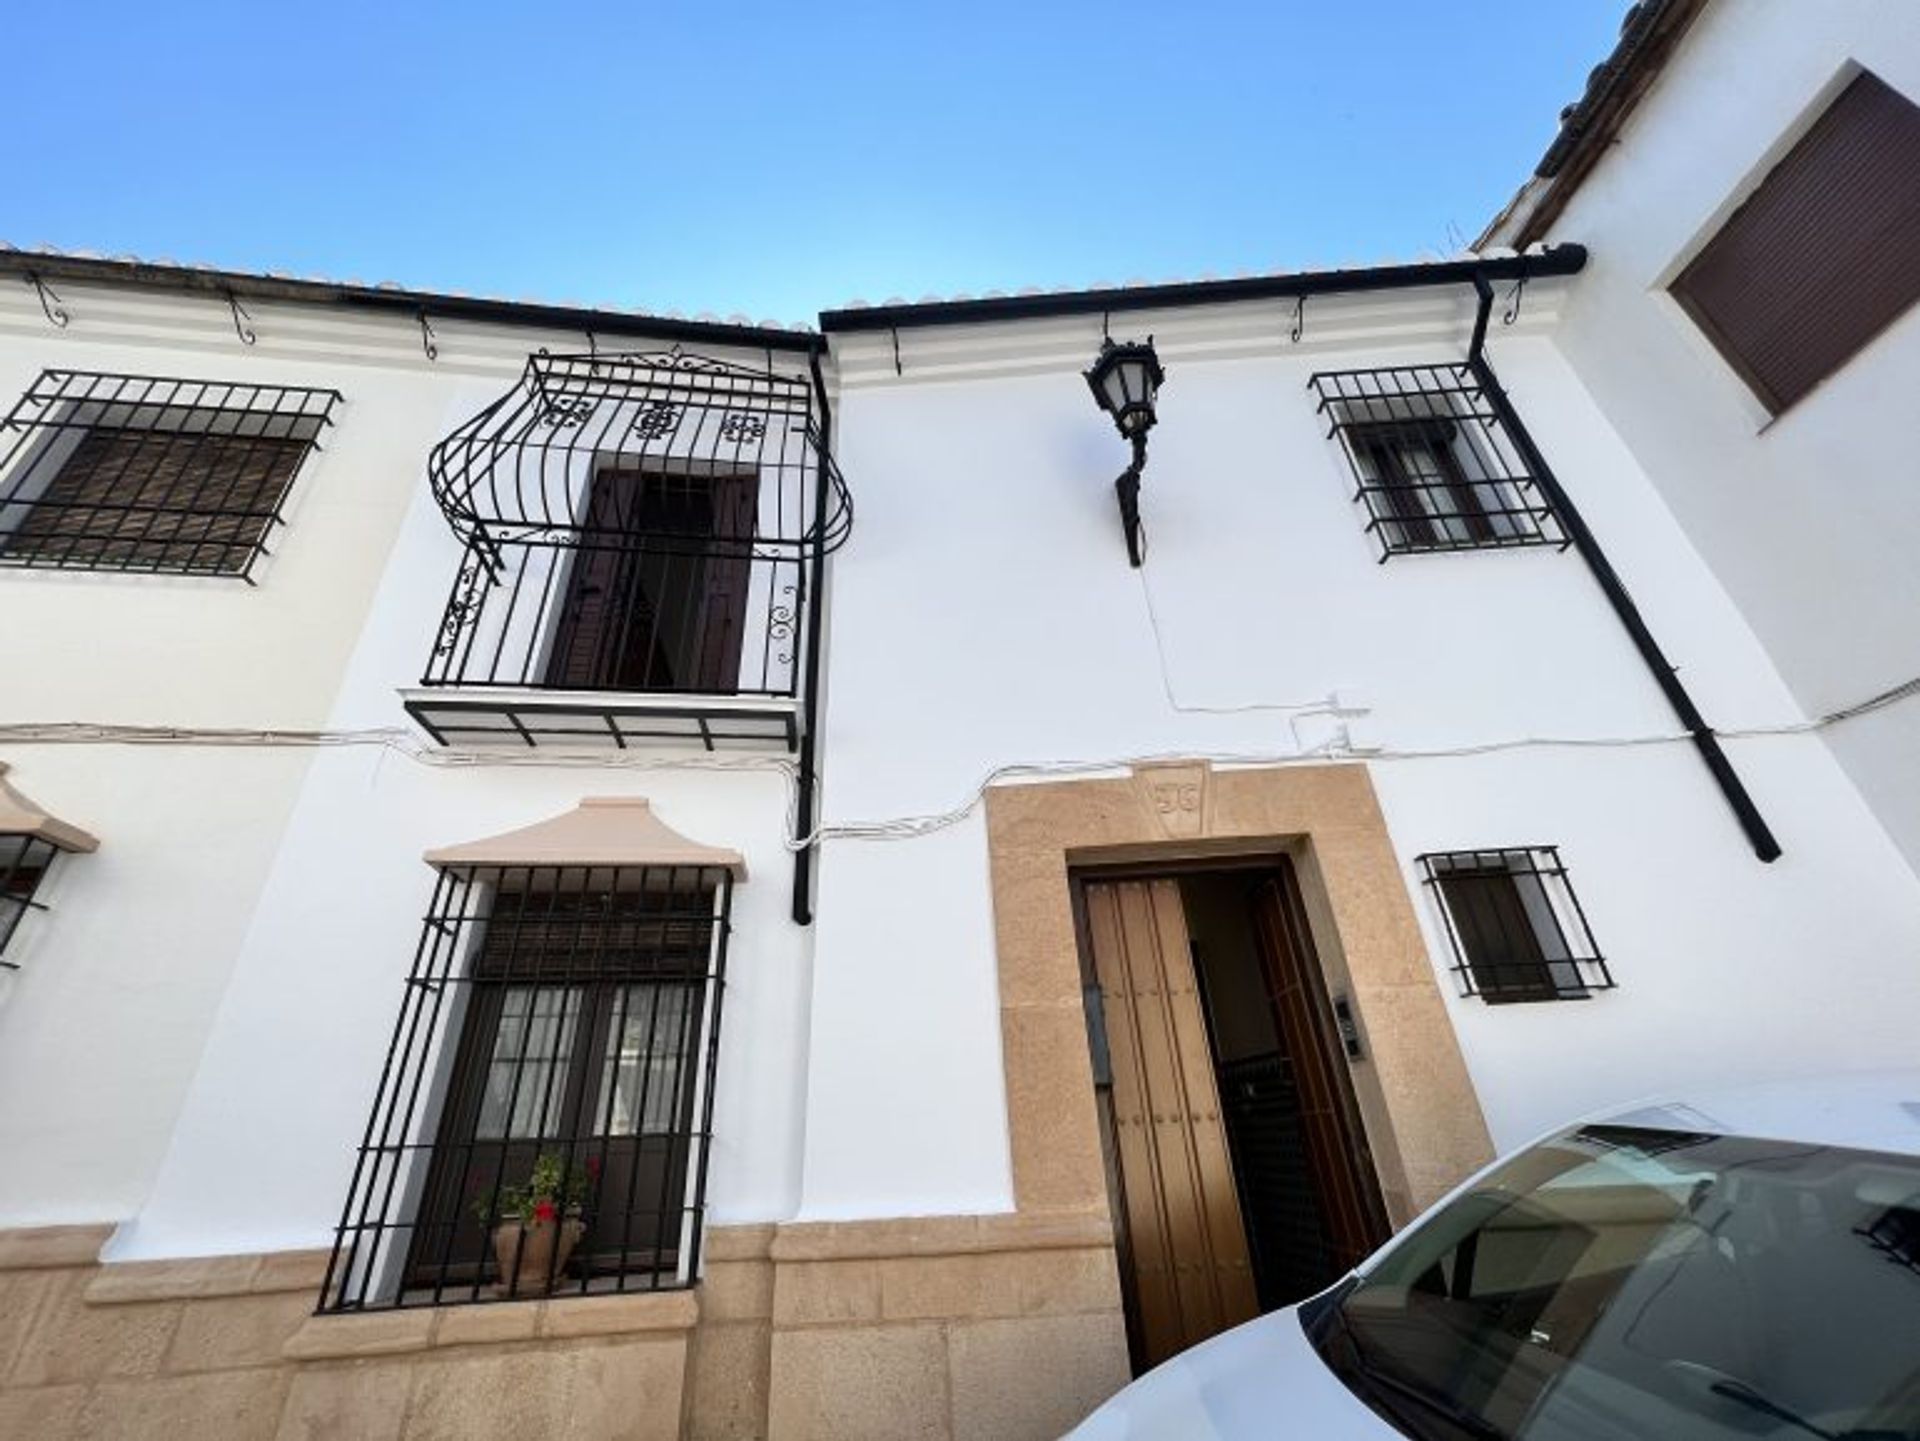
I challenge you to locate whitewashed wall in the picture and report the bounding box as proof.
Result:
[1509,0,1920,866]
[798,287,1920,1219]
[0,283,817,1255]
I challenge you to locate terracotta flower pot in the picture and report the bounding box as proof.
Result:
[492,1217,585,1297]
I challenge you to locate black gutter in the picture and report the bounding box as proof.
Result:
[0,249,822,355]
[820,247,1587,333]
[1466,275,1781,862]
[793,349,836,924]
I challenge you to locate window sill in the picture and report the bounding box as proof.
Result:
[284,1286,700,1361]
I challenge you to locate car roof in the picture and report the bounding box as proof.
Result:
[1593,1070,1920,1158]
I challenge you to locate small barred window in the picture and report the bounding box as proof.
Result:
[1309,365,1565,560]
[1418,847,1611,1003]
[0,371,340,578]
[0,834,56,964]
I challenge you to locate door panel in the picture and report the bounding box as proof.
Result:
[1249,874,1391,1272]
[1084,878,1260,1368]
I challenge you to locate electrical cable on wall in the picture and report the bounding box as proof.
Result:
[3,662,1916,854]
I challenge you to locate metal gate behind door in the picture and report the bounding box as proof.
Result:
[1082,878,1261,1368]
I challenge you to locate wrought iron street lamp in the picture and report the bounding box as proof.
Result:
[1084,337,1165,566]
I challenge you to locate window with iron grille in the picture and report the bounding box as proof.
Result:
[1309,365,1565,560]
[1417,847,1611,1003]
[0,371,340,578]
[412,352,850,751]
[0,835,57,966]
[321,862,733,1311]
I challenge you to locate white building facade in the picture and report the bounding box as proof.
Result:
[0,4,1917,1437]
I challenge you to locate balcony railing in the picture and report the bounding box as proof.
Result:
[407,351,850,749]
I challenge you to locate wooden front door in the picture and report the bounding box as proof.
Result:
[1082,878,1261,1369]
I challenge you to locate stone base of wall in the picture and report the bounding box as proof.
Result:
[763,1210,1129,1441]
[0,1214,1129,1441]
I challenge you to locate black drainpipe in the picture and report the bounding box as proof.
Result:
[1467,275,1781,862]
[793,346,836,923]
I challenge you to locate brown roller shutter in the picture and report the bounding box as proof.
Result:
[1671,70,1920,414]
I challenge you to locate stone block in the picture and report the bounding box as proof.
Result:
[1008,1248,1124,1318]
[698,1259,773,1322]
[0,1381,86,1440]
[768,1323,948,1441]
[167,1290,316,1373]
[566,1337,688,1441]
[947,1312,1130,1441]
[430,1300,539,1348]
[539,1288,697,1339]
[0,1224,112,1272]
[76,1368,291,1441]
[0,1268,62,1380]
[85,1254,263,1304]
[1000,1005,1107,1214]
[275,1360,414,1441]
[770,1260,881,1327]
[686,1321,770,1441]
[701,1224,774,1264]
[6,1270,182,1386]
[251,1250,334,1296]
[282,1307,435,1361]
[402,1336,685,1441]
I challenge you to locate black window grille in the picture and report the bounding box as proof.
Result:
[410,351,851,748]
[321,862,734,1311]
[1417,847,1611,1003]
[0,835,57,965]
[0,371,340,579]
[1308,365,1565,560]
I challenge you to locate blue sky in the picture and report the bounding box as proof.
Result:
[6,2,1624,325]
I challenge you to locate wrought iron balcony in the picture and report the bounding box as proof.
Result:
[405,350,850,749]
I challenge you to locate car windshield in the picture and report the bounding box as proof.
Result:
[1305,1123,1920,1440]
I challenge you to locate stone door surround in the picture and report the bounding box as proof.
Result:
[984,760,1493,1232]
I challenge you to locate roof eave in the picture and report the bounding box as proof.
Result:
[0,249,822,355]
[1475,0,1713,251]
[820,246,1588,335]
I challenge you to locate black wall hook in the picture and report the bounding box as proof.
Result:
[225,291,256,346]
[1290,294,1306,344]
[1502,276,1526,326]
[417,309,438,361]
[24,272,68,329]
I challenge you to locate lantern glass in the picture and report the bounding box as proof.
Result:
[1084,337,1165,440]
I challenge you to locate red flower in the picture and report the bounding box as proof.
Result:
[532,1199,557,1225]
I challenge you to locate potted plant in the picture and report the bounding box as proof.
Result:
[482,1152,588,1297]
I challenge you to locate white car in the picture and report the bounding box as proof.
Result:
[1069,1072,1920,1440]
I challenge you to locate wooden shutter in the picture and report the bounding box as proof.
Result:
[9,428,303,572]
[1672,70,1920,413]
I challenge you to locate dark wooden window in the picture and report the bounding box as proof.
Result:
[1672,70,1920,414]
[543,468,758,694]
[1419,848,1612,1003]
[0,372,339,578]
[1349,420,1503,551]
